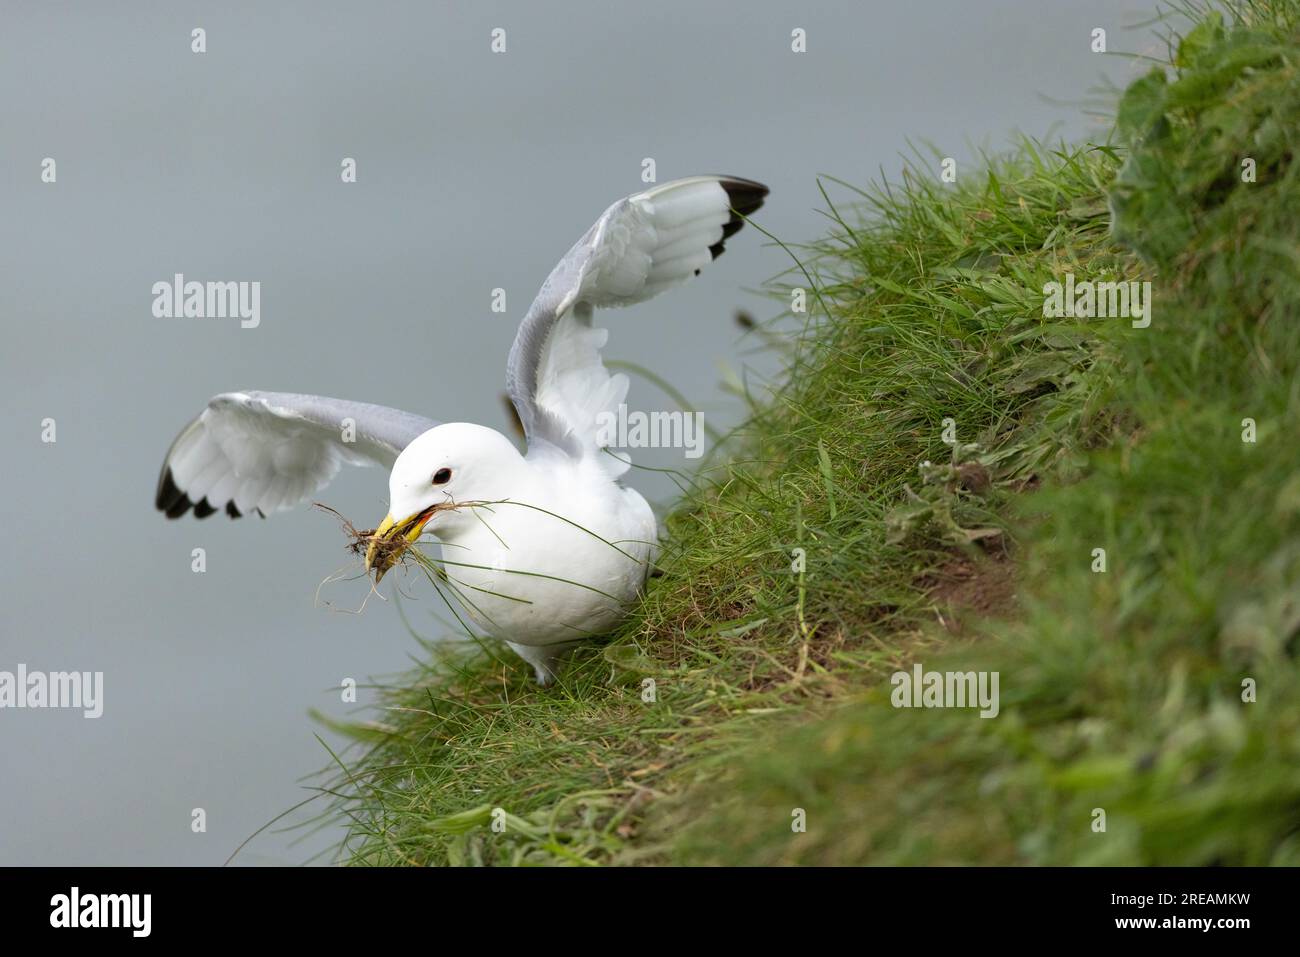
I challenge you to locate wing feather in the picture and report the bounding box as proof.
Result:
[505,175,767,469]
[154,390,438,520]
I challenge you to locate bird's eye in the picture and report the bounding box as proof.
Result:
[432,468,452,485]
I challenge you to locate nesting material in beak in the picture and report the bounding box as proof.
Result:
[363,507,438,582]
[315,501,476,584]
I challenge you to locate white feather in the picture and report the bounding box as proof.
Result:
[506,175,767,477]
[156,391,438,519]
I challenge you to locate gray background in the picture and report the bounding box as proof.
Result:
[0,1,1160,865]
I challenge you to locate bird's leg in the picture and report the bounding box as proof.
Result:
[507,640,579,685]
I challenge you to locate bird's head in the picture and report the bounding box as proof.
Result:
[365,422,523,581]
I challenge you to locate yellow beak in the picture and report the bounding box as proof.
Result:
[364,509,433,582]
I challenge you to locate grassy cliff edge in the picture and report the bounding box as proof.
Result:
[323,1,1300,866]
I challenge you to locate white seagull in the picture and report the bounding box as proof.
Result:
[155,175,768,682]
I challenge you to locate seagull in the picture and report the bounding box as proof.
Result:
[154,175,768,682]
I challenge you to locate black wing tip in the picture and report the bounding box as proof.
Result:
[717,174,770,193]
[156,466,192,519]
[156,465,247,520]
[706,176,768,263]
[718,176,770,217]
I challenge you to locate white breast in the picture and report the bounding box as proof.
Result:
[431,468,657,648]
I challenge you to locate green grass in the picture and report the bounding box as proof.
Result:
[319,0,1300,866]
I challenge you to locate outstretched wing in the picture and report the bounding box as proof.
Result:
[154,391,438,519]
[506,175,767,473]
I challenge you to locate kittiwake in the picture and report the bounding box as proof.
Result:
[154,175,769,682]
